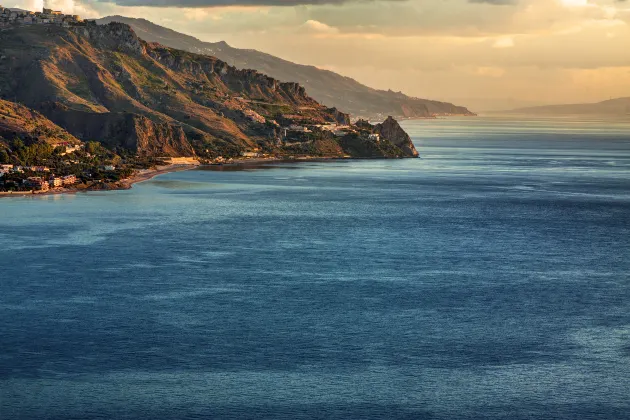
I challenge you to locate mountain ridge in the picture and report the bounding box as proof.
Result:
[97,16,476,120]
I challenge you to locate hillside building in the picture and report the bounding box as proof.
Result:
[25,176,49,191]
[0,7,82,27]
[49,177,63,187]
[62,175,77,185]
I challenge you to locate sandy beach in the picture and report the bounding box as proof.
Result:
[123,163,201,186]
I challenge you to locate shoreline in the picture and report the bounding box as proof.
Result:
[124,163,201,186]
[0,156,358,199]
[0,163,199,199]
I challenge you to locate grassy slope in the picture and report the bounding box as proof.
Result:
[0,99,81,145]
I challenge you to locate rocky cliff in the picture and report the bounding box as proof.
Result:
[374,116,419,157]
[42,104,194,156]
[72,22,145,55]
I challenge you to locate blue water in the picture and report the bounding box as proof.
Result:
[1,116,630,419]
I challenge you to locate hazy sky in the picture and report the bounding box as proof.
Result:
[15,0,630,110]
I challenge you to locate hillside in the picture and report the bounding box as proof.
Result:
[0,99,80,146]
[0,22,417,159]
[98,16,476,119]
[500,97,630,116]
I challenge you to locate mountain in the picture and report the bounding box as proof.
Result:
[97,16,475,119]
[0,22,417,159]
[499,97,630,116]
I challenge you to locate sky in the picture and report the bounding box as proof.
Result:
[13,0,630,110]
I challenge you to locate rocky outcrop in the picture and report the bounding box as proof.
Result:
[354,119,372,130]
[71,22,145,55]
[374,116,419,157]
[330,108,351,125]
[132,116,194,156]
[43,106,194,156]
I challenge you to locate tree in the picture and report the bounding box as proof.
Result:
[0,149,10,164]
[85,141,102,155]
[53,145,66,156]
[10,137,24,151]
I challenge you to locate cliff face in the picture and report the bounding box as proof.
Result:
[43,105,194,156]
[0,22,418,159]
[132,115,194,156]
[72,22,145,55]
[330,108,351,125]
[374,116,419,157]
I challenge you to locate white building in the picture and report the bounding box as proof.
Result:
[62,175,77,185]
[49,177,63,187]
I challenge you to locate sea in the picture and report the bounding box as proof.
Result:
[1,116,629,420]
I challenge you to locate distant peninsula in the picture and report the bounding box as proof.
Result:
[497,97,630,116]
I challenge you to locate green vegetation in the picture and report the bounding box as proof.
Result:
[0,149,10,163]
[0,135,163,192]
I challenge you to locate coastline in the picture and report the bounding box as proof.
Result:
[124,163,201,186]
[0,156,352,199]
[0,163,199,199]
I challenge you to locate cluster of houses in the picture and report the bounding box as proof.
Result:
[0,7,93,27]
[1,164,78,191]
[1,164,50,175]
[24,174,76,191]
[285,123,372,139]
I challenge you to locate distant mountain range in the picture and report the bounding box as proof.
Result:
[97,16,475,120]
[499,97,630,116]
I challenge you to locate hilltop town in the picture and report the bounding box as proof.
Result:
[0,6,93,27]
